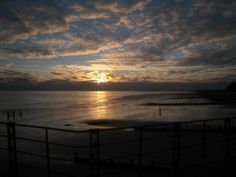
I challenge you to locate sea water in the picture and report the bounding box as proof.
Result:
[0,91,235,130]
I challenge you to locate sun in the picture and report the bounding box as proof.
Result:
[93,72,110,84]
[88,71,113,83]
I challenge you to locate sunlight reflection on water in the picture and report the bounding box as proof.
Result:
[0,91,235,129]
[87,91,112,120]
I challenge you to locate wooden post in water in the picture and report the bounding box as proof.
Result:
[1,110,22,121]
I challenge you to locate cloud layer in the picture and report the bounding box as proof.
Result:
[0,0,236,86]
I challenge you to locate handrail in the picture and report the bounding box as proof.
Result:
[0,117,235,133]
[0,117,235,177]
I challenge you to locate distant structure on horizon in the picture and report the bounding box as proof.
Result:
[227,82,236,91]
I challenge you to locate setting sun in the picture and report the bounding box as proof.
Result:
[91,72,110,83]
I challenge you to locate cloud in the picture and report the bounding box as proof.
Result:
[69,2,111,21]
[0,0,68,44]
[0,70,38,83]
[90,0,151,14]
[165,66,236,82]
[49,64,156,83]
[0,62,14,68]
[0,0,235,84]
[170,35,236,66]
[178,48,236,66]
[2,47,56,59]
[68,0,151,22]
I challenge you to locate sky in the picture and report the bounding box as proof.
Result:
[0,0,236,90]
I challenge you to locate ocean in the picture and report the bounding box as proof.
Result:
[0,91,235,130]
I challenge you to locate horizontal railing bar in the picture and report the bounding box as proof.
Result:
[164,117,235,126]
[17,150,47,159]
[142,149,173,156]
[105,153,141,160]
[142,136,172,141]
[179,117,236,124]
[15,136,90,149]
[48,142,89,149]
[101,139,140,146]
[99,117,236,132]
[101,137,173,146]
[16,136,45,144]
[17,150,74,164]
[138,127,236,132]
[0,117,235,133]
[138,117,236,128]
[49,156,74,163]
[14,123,90,133]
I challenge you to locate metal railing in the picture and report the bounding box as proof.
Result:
[0,117,236,177]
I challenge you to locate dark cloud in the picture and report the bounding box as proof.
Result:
[178,47,236,66]
[2,47,56,59]
[0,62,14,68]
[50,72,64,76]
[0,79,229,91]
[0,0,68,44]
[0,70,38,83]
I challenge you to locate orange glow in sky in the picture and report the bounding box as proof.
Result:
[90,72,111,84]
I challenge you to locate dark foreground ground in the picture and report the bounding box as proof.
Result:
[0,117,236,177]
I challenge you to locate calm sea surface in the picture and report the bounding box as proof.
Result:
[0,91,235,130]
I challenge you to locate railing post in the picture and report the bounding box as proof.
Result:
[89,129,100,177]
[138,129,143,177]
[7,122,18,177]
[202,120,206,165]
[45,128,50,177]
[172,123,181,170]
[224,118,231,165]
